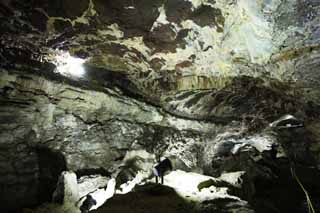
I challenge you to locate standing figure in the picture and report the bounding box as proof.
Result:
[153,157,172,184]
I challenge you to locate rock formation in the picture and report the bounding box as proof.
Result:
[1,0,320,212]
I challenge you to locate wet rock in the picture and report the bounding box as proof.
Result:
[269,114,304,129]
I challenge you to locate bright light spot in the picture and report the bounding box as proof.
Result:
[161,170,226,201]
[88,178,116,211]
[124,6,135,9]
[158,170,244,202]
[53,51,87,77]
[115,169,245,203]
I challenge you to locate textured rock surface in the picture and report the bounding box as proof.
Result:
[77,175,109,199]
[52,171,79,205]
[1,68,320,212]
[1,1,319,103]
[1,0,320,101]
[1,0,320,212]
[92,172,256,213]
[0,69,217,212]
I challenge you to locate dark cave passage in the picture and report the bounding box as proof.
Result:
[36,147,67,204]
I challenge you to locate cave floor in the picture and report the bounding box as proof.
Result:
[92,183,195,213]
[93,170,248,213]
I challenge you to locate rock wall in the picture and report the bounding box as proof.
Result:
[1,67,320,212]
[0,69,213,211]
[1,0,320,212]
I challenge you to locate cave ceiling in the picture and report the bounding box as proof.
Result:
[1,0,320,117]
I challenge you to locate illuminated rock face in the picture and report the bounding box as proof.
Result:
[1,0,320,212]
[2,66,320,213]
[1,0,320,104]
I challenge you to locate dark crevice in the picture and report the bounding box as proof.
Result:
[36,147,67,205]
[75,168,111,178]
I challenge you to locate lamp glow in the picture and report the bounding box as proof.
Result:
[53,51,87,77]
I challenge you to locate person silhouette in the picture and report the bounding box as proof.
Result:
[153,156,172,184]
